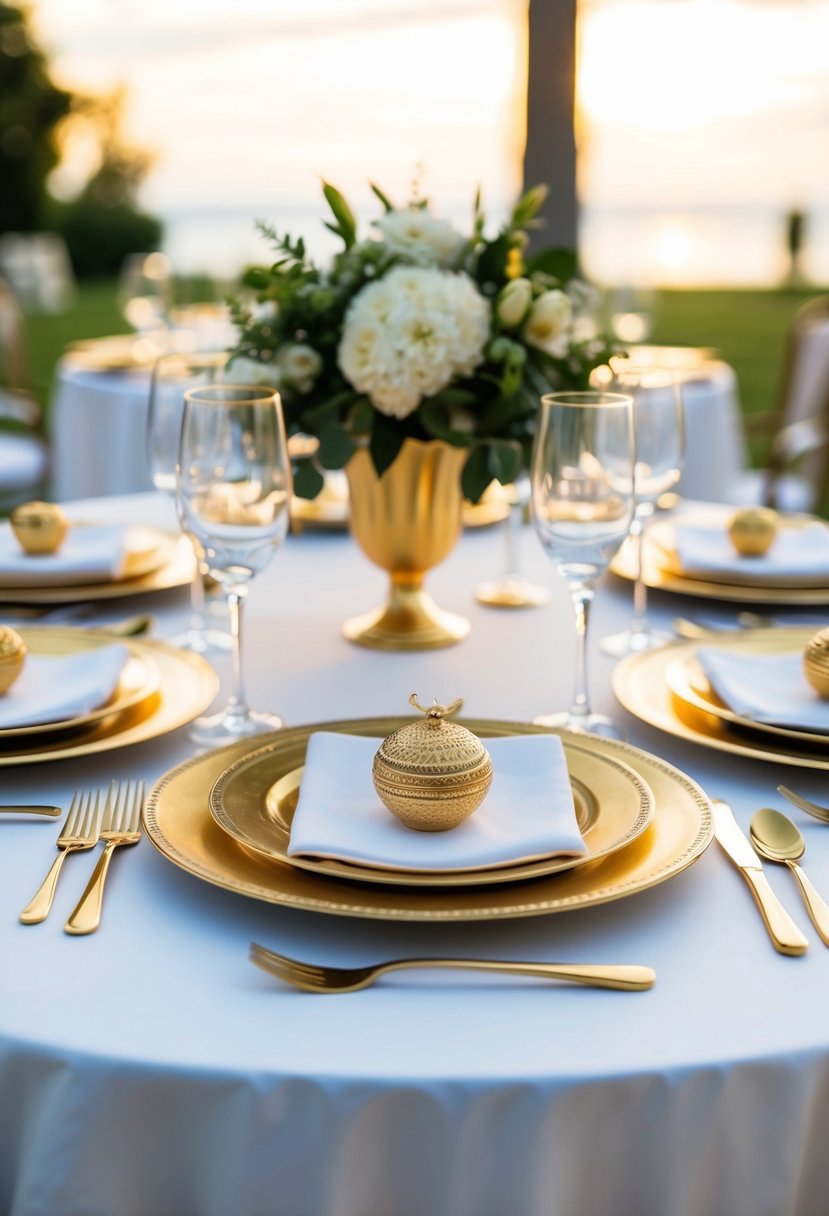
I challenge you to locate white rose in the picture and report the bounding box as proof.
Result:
[496,277,532,328]
[523,289,573,357]
[374,209,466,267]
[337,266,489,418]
[278,343,323,392]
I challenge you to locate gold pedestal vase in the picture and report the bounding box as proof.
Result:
[343,439,470,650]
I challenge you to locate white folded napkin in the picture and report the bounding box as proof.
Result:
[672,522,829,582]
[697,646,829,733]
[0,643,129,729]
[287,732,586,872]
[0,524,130,587]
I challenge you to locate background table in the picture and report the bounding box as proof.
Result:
[2,492,828,1216]
[48,355,747,504]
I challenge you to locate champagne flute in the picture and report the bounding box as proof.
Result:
[177,384,291,744]
[599,366,684,656]
[531,391,635,736]
[147,352,233,654]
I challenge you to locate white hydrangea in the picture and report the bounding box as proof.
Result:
[337,266,490,419]
[373,208,467,267]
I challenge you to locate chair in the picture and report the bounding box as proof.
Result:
[738,295,829,515]
[0,276,50,510]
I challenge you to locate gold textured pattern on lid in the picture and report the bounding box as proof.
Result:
[804,626,829,698]
[0,625,26,693]
[373,694,493,832]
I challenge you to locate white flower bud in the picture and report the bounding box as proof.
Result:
[496,277,532,328]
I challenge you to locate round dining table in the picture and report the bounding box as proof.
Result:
[48,349,746,505]
[1,490,828,1216]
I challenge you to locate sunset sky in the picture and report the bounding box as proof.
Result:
[29,0,829,285]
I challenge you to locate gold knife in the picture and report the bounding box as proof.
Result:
[711,799,808,955]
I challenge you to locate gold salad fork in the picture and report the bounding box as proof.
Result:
[19,790,104,924]
[249,943,656,994]
[65,780,145,936]
[778,786,829,825]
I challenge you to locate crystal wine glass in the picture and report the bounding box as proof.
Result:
[476,476,550,608]
[176,384,291,744]
[118,252,172,335]
[531,391,635,736]
[599,365,684,656]
[147,351,233,654]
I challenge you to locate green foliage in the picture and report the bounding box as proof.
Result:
[235,180,615,502]
[52,196,162,277]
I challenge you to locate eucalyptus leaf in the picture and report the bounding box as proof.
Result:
[460,444,491,503]
[292,460,325,500]
[369,413,407,477]
[419,401,473,447]
[526,246,578,284]
[317,426,356,470]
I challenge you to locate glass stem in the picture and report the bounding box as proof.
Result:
[629,512,649,636]
[502,502,520,580]
[225,585,250,723]
[569,582,594,721]
[187,537,207,632]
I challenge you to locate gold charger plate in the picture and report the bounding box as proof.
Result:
[208,737,654,886]
[611,508,829,605]
[613,629,829,771]
[0,629,217,765]
[0,534,196,605]
[665,632,829,748]
[64,334,159,372]
[648,516,829,591]
[144,717,712,921]
[0,626,160,740]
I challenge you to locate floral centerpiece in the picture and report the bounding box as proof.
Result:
[232,181,614,504]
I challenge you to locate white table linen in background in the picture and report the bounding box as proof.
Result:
[2,492,829,1216]
[49,358,748,506]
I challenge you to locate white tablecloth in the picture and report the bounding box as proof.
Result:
[2,492,828,1216]
[48,358,747,504]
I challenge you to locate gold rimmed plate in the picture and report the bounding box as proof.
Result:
[611,508,829,605]
[144,717,712,922]
[0,534,196,604]
[648,516,829,591]
[208,737,655,887]
[64,334,159,372]
[613,628,829,771]
[0,626,160,740]
[665,639,829,749]
[0,629,217,765]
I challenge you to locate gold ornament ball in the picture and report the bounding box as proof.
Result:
[0,626,26,693]
[727,506,779,557]
[372,694,493,832]
[10,500,69,555]
[804,627,829,699]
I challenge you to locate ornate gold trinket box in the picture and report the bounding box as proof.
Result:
[804,627,829,698]
[10,500,69,555]
[0,625,26,693]
[372,694,493,832]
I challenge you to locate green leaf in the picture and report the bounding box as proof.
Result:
[486,439,522,485]
[292,460,325,500]
[475,233,512,284]
[419,401,473,447]
[369,412,407,477]
[526,245,578,283]
[322,181,357,249]
[317,426,356,470]
[369,182,394,212]
[348,398,376,435]
[510,184,548,229]
[460,444,491,503]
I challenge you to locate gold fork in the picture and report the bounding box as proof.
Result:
[19,790,104,924]
[778,785,829,824]
[249,943,656,993]
[64,780,145,936]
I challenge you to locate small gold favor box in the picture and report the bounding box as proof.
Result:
[804,627,829,699]
[372,694,493,832]
[10,501,69,555]
[0,626,26,693]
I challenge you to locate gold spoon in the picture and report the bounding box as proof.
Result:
[750,808,829,946]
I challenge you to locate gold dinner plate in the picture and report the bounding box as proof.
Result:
[0,534,196,604]
[665,634,829,748]
[0,626,160,740]
[613,629,829,771]
[291,483,511,532]
[64,334,159,372]
[0,525,173,591]
[207,737,654,886]
[144,717,712,921]
[611,510,829,605]
[0,630,217,765]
